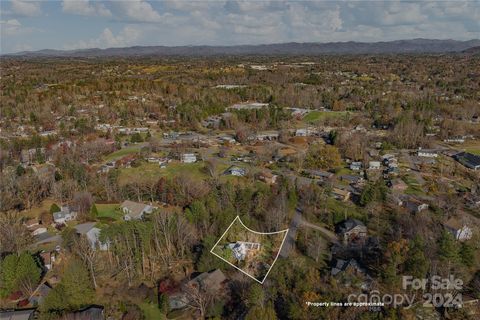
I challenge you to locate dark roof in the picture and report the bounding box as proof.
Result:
[336,218,365,234]
[0,309,35,320]
[454,152,480,168]
[61,305,104,320]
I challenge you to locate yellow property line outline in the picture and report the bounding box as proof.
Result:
[210,215,289,284]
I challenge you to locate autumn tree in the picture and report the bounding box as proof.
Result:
[304,144,342,170]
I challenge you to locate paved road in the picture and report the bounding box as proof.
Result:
[299,219,340,245]
[280,208,340,258]
[279,209,302,258]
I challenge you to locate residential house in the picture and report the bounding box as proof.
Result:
[229,102,269,110]
[98,161,116,173]
[444,218,473,241]
[331,258,365,276]
[404,200,429,213]
[187,269,227,293]
[454,152,480,170]
[227,241,261,261]
[295,127,316,137]
[295,128,308,136]
[0,309,35,320]
[40,251,54,270]
[74,222,109,251]
[349,162,362,171]
[254,132,279,141]
[444,136,465,143]
[25,218,39,229]
[340,175,364,185]
[417,148,438,158]
[201,116,222,128]
[169,270,228,310]
[63,305,105,320]
[336,219,367,243]
[181,153,197,163]
[257,171,278,184]
[31,226,47,236]
[368,161,381,170]
[53,206,77,224]
[29,282,52,306]
[121,200,154,221]
[224,166,246,177]
[332,188,351,202]
[304,169,334,180]
[219,135,237,145]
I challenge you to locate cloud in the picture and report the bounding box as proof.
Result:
[113,0,166,23]
[10,0,41,17]
[62,0,112,17]
[64,25,144,50]
[0,18,36,36]
[5,0,479,53]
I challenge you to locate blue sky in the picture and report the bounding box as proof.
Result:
[1,0,479,53]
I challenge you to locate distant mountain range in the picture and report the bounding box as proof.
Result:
[6,39,480,57]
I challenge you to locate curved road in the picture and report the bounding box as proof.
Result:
[280,208,339,258]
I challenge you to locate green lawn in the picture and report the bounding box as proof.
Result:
[466,148,480,155]
[96,203,122,221]
[303,110,350,123]
[139,302,166,320]
[402,175,424,195]
[105,145,142,162]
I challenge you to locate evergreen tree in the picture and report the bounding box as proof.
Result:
[90,204,99,220]
[404,236,429,279]
[158,293,169,314]
[460,243,475,267]
[438,230,459,263]
[41,260,94,315]
[0,252,41,297]
[49,203,61,214]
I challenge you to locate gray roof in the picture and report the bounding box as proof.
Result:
[336,218,366,234]
[0,309,35,320]
[455,152,480,168]
[121,200,150,218]
[74,222,96,234]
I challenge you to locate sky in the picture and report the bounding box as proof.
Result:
[0,0,479,53]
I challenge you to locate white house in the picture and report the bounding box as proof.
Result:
[32,226,47,236]
[53,206,77,224]
[444,136,465,143]
[121,200,154,220]
[224,166,246,177]
[349,162,362,171]
[227,241,261,261]
[74,222,109,251]
[444,218,473,241]
[181,153,197,163]
[368,161,381,170]
[417,148,438,158]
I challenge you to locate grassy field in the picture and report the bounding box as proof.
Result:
[402,175,424,195]
[96,203,122,221]
[303,110,350,123]
[21,199,56,218]
[466,148,480,155]
[139,302,166,320]
[104,145,142,162]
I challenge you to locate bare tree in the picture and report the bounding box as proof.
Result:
[73,191,94,218]
[183,283,215,320]
[73,236,99,288]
